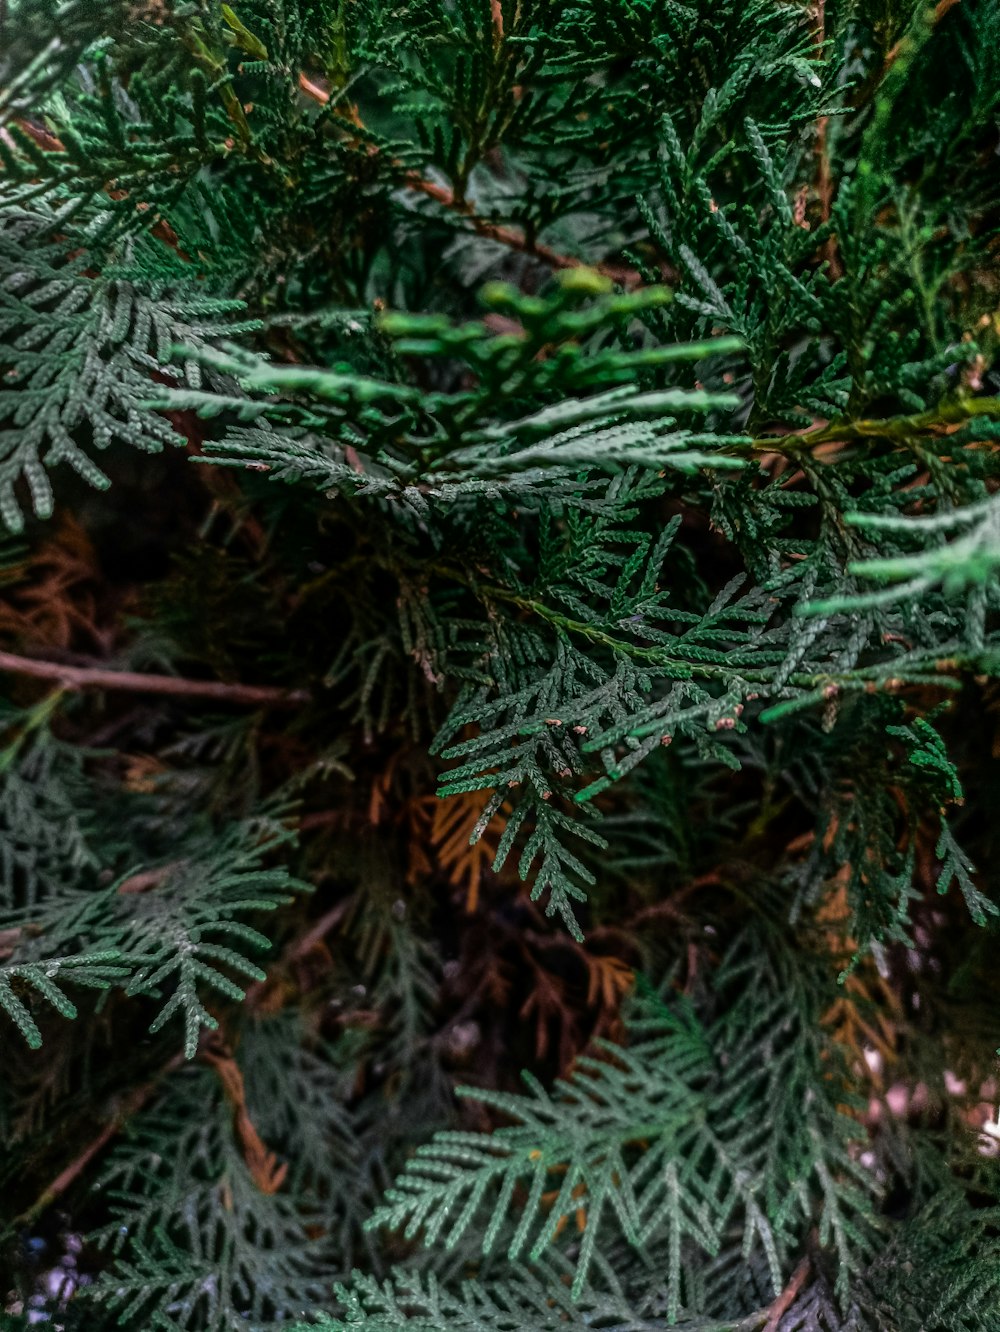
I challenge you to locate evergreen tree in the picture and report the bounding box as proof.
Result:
[1,1,1000,1328]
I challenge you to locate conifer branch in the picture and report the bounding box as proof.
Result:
[456,578,977,692]
[241,897,353,1011]
[752,396,1000,453]
[3,2,999,1326]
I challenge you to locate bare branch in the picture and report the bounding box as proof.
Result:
[0,651,310,708]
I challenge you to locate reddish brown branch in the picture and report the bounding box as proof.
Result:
[811,1,842,277]
[405,174,640,286]
[14,1053,185,1227]
[289,898,353,961]
[406,173,579,271]
[0,650,309,708]
[883,0,962,72]
[297,72,642,288]
[763,1256,811,1332]
[17,1118,121,1225]
[242,896,354,1012]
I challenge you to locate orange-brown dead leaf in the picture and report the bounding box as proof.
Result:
[584,953,634,1011]
[202,1044,288,1195]
[0,515,109,654]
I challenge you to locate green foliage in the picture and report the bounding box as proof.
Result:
[0,708,306,1056]
[83,1065,332,1331]
[0,206,255,531]
[368,929,880,1313]
[0,953,127,1049]
[1,1,1000,1331]
[289,1270,666,1332]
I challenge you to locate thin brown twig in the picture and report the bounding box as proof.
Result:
[16,1121,122,1226]
[0,650,310,708]
[7,74,643,288]
[405,174,642,287]
[811,0,842,278]
[763,1256,811,1332]
[242,896,354,1011]
[14,1053,185,1228]
[296,72,643,288]
[883,0,962,73]
[289,897,353,962]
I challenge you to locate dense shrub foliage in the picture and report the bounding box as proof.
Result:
[1,1,1000,1328]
